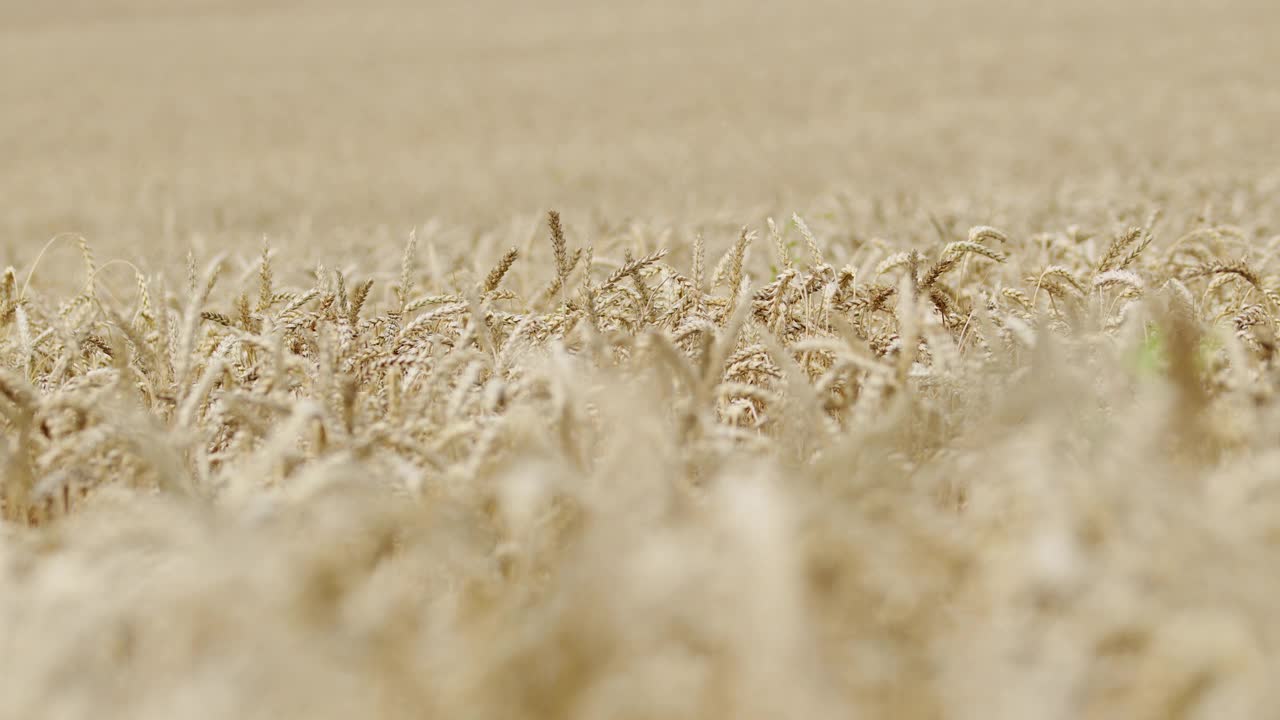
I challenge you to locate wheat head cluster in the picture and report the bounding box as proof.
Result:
[3,185,1280,718]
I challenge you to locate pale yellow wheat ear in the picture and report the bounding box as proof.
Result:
[1093,269,1145,295]
[768,217,792,271]
[699,285,755,398]
[185,249,198,297]
[876,251,914,278]
[256,240,275,312]
[396,229,418,314]
[968,225,1009,245]
[77,236,97,295]
[1094,226,1152,276]
[1,266,16,301]
[527,217,582,311]
[348,278,374,326]
[548,210,570,303]
[691,232,705,293]
[922,240,1007,292]
[723,226,755,312]
[482,248,519,294]
[791,213,824,269]
[942,240,1007,264]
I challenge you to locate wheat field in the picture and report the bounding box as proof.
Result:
[3,1,1280,718]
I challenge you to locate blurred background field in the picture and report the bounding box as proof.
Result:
[3,0,1278,262]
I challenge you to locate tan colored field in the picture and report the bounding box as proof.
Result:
[3,1,1280,718]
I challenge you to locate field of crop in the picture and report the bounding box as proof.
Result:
[3,1,1280,718]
